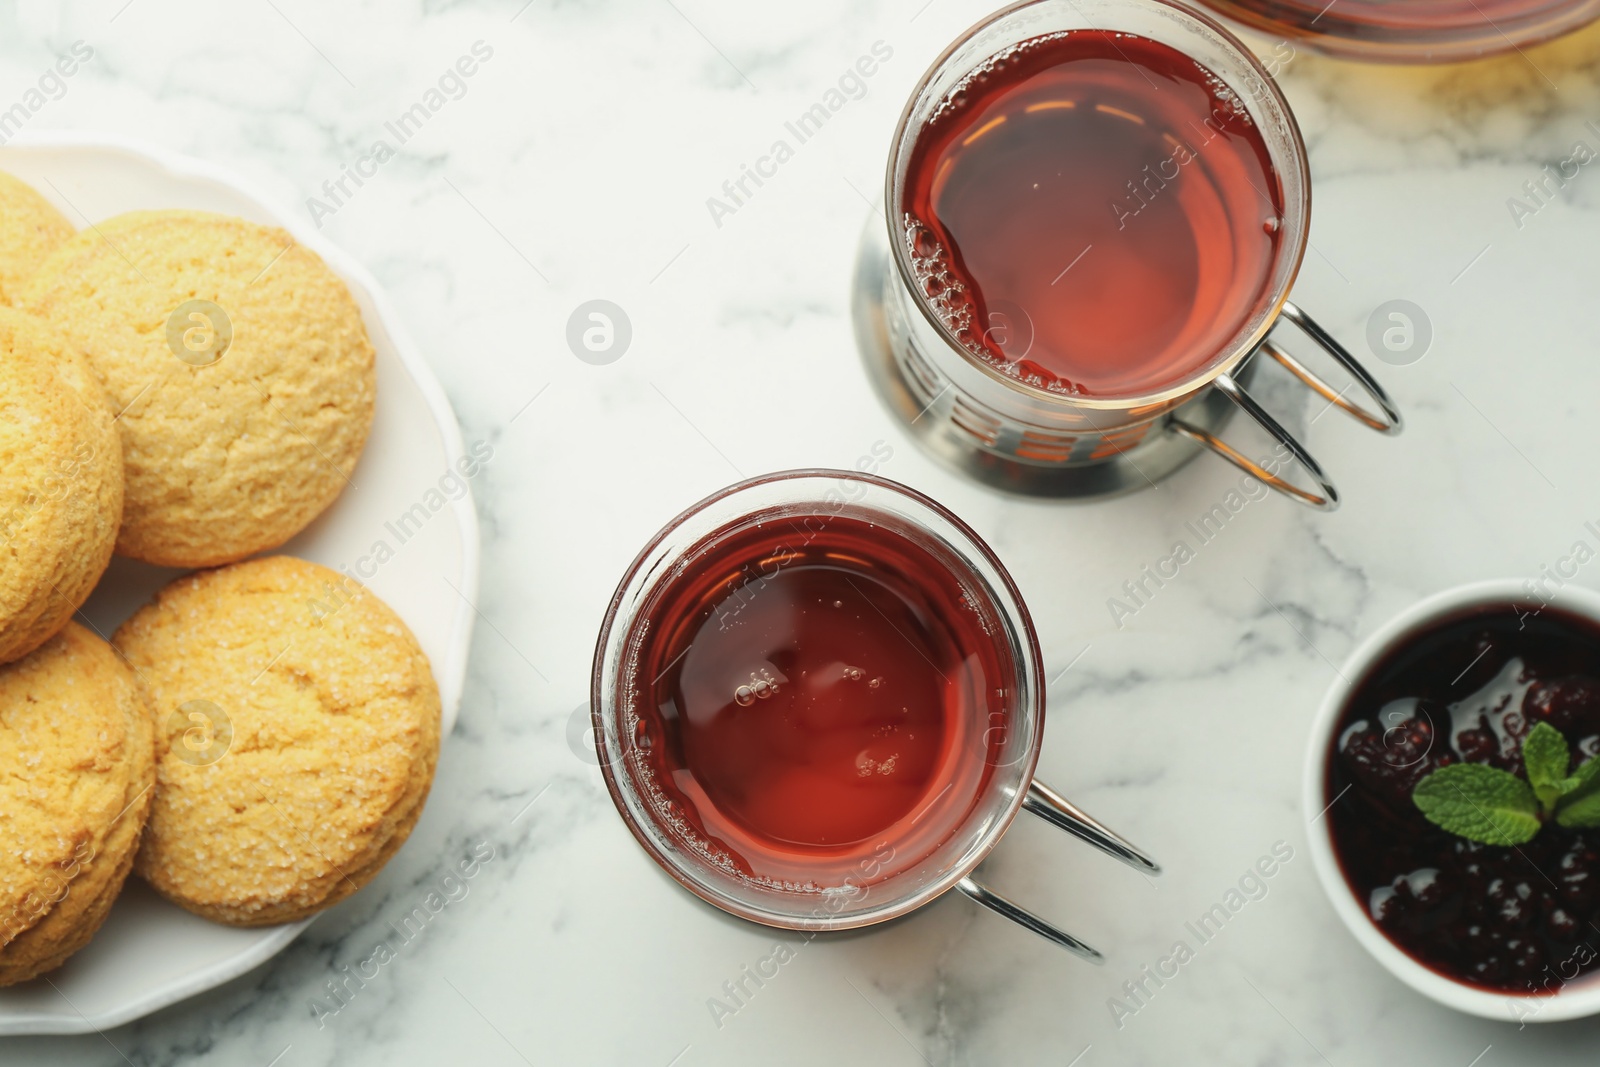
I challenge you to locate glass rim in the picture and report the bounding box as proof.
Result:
[589,468,1047,931]
[883,0,1314,411]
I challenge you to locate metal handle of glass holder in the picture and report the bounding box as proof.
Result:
[1169,300,1404,512]
[954,780,1161,964]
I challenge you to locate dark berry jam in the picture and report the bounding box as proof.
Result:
[1326,604,1600,994]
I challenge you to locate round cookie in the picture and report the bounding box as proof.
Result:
[20,209,376,568]
[0,622,156,987]
[0,170,73,305]
[0,307,123,665]
[115,556,440,926]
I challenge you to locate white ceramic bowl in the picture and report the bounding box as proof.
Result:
[1305,578,1600,1023]
[0,134,479,1035]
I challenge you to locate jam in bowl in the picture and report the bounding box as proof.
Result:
[1307,580,1600,1022]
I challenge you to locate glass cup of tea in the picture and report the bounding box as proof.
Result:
[853,0,1402,508]
[591,469,1159,959]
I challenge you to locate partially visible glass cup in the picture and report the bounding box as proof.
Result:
[1196,0,1600,63]
[856,0,1403,507]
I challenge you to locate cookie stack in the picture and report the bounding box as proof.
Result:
[0,170,442,985]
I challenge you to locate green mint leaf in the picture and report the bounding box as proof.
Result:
[1524,722,1573,812]
[1413,764,1541,845]
[1555,756,1600,826]
[1557,785,1600,828]
[1561,754,1600,796]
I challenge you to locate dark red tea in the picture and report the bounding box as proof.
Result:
[901,30,1286,397]
[625,509,1013,889]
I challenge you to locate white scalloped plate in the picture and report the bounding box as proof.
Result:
[0,133,478,1035]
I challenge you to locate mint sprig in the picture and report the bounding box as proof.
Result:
[1412,721,1600,845]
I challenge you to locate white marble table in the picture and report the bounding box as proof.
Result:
[7,0,1600,1063]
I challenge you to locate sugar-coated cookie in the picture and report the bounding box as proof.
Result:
[116,556,440,926]
[0,307,123,665]
[0,623,156,986]
[21,209,376,568]
[0,170,73,305]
